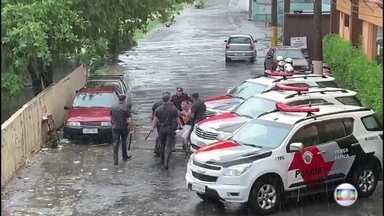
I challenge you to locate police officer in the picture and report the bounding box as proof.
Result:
[111,94,131,166]
[151,92,182,169]
[171,87,191,111]
[151,93,168,157]
[187,93,206,142]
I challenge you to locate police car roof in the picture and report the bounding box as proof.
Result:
[255,87,356,102]
[258,104,366,125]
[246,74,335,86]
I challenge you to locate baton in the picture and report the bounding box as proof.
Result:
[145,128,154,141]
[128,128,133,150]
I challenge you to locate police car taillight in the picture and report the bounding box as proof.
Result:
[276,102,319,116]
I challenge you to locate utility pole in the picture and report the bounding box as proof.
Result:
[283,0,290,45]
[313,0,322,74]
[330,0,338,33]
[271,0,278,47]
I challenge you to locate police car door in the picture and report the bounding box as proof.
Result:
[315,118,356,182]
[286,123,335,189]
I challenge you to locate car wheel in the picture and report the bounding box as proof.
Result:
[250,56,256,63]
[225,57,231,63]
[196,192,220,203]
[249,177,282,215]
[351,165,378,198]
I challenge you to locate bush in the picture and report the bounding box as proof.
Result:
[323,35,383,121]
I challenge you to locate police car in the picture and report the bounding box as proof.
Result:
[186,103,382,215]
[191,84,361,151]
[205,72,338,116]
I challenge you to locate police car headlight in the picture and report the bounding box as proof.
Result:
[223,163,252,176]
[188,154,195,164]
[217,132,232,140]
[101,121,112,127]
[67,121,80,126]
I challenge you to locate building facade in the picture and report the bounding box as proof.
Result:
[334,0,383,60]
[250,0,330,26]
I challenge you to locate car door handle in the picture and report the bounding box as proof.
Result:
[365,136,378,141]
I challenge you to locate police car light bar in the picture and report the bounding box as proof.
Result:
[264,70,294,78]
[275,83,308,94]
[275,102,319,116]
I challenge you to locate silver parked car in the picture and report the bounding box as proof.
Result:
[225,34,257,63]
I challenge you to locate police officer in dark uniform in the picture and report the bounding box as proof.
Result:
[151,93,167,157]
[151,92,181,169]
[171,87,191,111]
[111,94,131,165]
[187,92,206,141]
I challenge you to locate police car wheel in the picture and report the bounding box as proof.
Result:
[196,192,220,203]
[352,165,378,198]
[249,178,282,215]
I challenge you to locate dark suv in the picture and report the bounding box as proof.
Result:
[264,46,311,72]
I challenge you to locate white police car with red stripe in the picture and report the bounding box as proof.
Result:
[204,71,338,116]
[186,103,382,215]
[191,83,361,151]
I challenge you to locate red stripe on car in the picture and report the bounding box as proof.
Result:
[197,140,240,153]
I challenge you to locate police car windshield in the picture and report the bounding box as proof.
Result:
[231,119,291,148]
[228,82,268,100]
[73,92,118,108]
[234,97,276,118]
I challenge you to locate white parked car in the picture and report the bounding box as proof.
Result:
[205,73,338,116]
[186,104,383,215]
[192,84,361,151]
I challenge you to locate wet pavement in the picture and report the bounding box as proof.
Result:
[2,0,383,215]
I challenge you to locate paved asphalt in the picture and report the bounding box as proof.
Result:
[2,0,382,215]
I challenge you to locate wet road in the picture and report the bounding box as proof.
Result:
[2,0,383,215]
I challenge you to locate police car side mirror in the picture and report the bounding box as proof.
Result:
[289,142,304,152]
[64,106,70,110]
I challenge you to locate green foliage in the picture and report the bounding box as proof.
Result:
[323,34,383,120]
[1,0,192,96]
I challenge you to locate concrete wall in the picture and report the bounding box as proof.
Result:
[1,65,87,186]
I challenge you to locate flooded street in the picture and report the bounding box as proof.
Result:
[2,0,382,215]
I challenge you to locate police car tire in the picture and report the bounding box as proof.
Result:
[196,192,220,203]
[248,177,282,215]
[351,165,378,198]
[250,57,255,63]
[225,57,231,63]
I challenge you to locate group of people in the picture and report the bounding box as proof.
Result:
[109,87,206,167]
[274,56,294,73]
[151,87,206,169]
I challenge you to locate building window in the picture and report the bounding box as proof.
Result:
[344,14,349,27]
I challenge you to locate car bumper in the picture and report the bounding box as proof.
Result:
[190,131,218,152]
[63,126,112,139]
[226,51,255,59]
[185,168,250,203]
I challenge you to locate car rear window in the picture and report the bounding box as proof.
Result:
[87,81,123,94]
[361,114,382,131]
[274,49,304,59]
[73,92,118,108]
[316,81,339,88]
[229,37,251,44]
[335,96,362,106]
